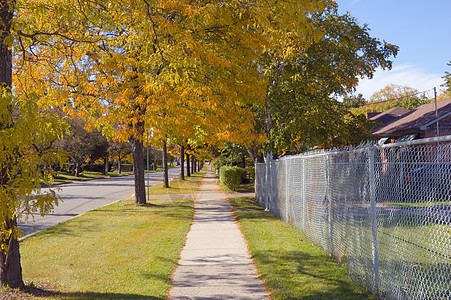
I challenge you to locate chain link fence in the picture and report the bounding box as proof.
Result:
[255,136,451,299]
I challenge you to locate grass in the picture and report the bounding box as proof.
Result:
[217,178,254,193]
[234,182,255,193]
[228,196,375,300]
[48,167,174,185]
[383,200,451,209]
[146,170,206,195]
[20,196,194,299]
[49,170,134,184]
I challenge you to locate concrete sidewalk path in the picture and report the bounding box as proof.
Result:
[168,169,269,300]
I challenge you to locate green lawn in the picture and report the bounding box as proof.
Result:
[20,197,193,299]
[384,200,451,209]
[146,170,206,195]
[48,170,133,185]
[18,172,206,299]
[48,167,177,185]
[228,196,375,300]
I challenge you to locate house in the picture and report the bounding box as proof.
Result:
[367,106,411,134]
[368,97,451,143]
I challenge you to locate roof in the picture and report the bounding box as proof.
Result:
[370,106,410,132]
[372,98,451,137]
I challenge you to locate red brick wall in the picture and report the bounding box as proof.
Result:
[423,115,451,138]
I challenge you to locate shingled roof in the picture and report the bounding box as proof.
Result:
[370,106,411,132]
[372,98,451,137]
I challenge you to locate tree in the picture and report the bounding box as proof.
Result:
[56,113,108,176]
[343,93,367,109]
[247,8,398,158]
[179,145,185,180]
[162,139,169,188]
[108,141,132,174]
[1,0,66,288]
[18,0,330,203]
[16,0,260,204]
[368,84,429,110]
[440,61,451,99]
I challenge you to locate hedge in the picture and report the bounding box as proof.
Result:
[219,166,242,191]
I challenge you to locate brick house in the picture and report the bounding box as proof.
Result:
[368,97,451,143]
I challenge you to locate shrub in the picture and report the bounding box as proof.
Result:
[220,166,242,191]
[243,166,255,183]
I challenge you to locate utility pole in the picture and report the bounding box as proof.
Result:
[146,134,150,203]
[434,87,439,137]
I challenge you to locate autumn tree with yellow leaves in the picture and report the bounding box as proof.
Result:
[1,0,69,288]
[2,0,333,287]
[16,0,331,201]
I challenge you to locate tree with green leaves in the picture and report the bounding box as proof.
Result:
[343,93,367,109]
[55,113,108,177]
[369,84,429,110]
[440,61,451,99]
[247,7,398,159]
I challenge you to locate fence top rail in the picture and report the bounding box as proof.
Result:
[380,134,451,148]
[257,135,451,163]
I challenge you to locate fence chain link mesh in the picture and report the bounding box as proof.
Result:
[255,138,451,299]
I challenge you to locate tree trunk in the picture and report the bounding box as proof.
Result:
[0,2,22,287]
[0,12,22,278]
[162,139,169,188]
[0,219,24,289]
[186,152,190,177]
[191,155,195,174]
[75,161,80,177]
[103,156,109,175]
[131,138,146,205]
[179,145,184,180]
[0,0,12,89]
[246,146,264,163]
[118,158,122,173]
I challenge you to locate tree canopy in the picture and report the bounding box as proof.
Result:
[1,0,401,288]
[13,0,332,203]
[350,84,430,117]
[246,8,398,158]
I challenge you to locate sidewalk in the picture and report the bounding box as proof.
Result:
[168,169,269,300]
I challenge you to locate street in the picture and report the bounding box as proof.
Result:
[19,166,182,238]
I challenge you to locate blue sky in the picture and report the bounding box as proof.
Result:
[335,0,451,100]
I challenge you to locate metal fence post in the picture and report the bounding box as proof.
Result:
[368,146,379,292]
[255,161,259,204]
[327,153,334,257]
[285,158,289,222]
[302,157,306,234]
[265,152,271,211]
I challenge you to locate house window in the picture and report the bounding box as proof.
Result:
[395,134,417,143]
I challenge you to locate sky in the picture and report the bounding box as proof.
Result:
[335,0,451,100]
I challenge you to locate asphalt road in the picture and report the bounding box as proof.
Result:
[19,166,182,239]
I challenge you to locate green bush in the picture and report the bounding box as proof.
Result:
[245,166,255,183]
[219,166,242,191]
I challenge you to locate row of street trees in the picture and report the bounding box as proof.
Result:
[1,0,400,288]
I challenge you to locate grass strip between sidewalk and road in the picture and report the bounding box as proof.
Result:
[146,170,206,195]
[48,171,134,185]
[17,174,205,299]
[228,196,376,300]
